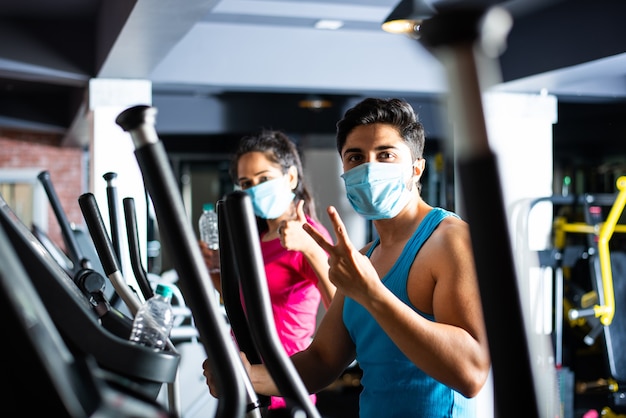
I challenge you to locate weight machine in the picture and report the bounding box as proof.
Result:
[531,177,626,414]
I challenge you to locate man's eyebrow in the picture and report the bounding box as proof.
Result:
[342,144,399,158]
[342,147,361,157]
[374,144,399,151]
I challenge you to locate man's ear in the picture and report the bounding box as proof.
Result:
[288,165,299,190]
[413,158,426,177]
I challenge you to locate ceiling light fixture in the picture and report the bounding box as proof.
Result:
[381,0,436,39]
[298,96,332,111]
[315,19,344,30]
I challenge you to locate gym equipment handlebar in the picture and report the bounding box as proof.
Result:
[223,191,320,418]
[78,192,143,316]
[116,105,247,418]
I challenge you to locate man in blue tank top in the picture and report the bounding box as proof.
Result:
[203,98,491,417]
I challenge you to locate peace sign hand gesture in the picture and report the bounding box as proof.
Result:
[303,205,380,305]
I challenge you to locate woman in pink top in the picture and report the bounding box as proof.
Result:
[200,130,335,410]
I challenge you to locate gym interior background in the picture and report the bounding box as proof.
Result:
[1,1,626,417]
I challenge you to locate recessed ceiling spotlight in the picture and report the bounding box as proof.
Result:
[315,19,344,30]
[299,96,333,110]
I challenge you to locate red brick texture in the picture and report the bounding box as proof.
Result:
[0,133,84,251]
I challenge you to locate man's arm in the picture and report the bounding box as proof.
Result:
[304,206,490,398]
[360,218,490,398]
[205,292,355,398]
[250,293,356,395]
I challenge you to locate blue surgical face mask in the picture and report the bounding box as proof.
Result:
[341,162,414,220]
[244,176,295,220]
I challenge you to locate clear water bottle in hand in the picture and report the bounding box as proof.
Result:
[129,283,174,350]
[199,203,219,249]
[199,202,220,273]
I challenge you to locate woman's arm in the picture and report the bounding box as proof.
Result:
[199,240,222,297]
[279,200,336,308]
[300,236,335,308]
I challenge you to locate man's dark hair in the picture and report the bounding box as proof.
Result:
[336,98,425,161]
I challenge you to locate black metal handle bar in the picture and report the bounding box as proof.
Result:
[123,197,154,300]
[78,192,142,316]
[37,170,89,272]
[223,191,320,418]
[217,199,270,412]
[419,5,541,417]
[115,105,247,418]
[103,172,123,274]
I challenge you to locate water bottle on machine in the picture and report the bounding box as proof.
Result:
[199,203,220,274]
[129,283,175,350]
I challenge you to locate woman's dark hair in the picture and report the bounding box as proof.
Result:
[336,97,425,161]
[229,130,319,230]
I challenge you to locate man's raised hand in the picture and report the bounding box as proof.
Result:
[303,206,380,303]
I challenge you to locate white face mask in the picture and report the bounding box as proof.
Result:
[244,176,295,219]
[341,162,414,220]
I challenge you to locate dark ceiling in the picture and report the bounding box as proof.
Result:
[1,0,626,150]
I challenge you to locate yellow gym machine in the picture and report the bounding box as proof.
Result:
[561,177,626,339]
[551,176,626,413]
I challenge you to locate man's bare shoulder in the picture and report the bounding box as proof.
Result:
[427,213,472,252]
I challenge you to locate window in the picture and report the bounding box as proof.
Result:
[0,169,47,230]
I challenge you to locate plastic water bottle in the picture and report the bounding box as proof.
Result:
[199,203,220,274]
[129,283,174,350]
[199,203,219,250]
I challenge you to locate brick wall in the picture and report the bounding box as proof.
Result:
[0,132,84,251]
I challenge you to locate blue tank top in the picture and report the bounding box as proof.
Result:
[343,208,475,418]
